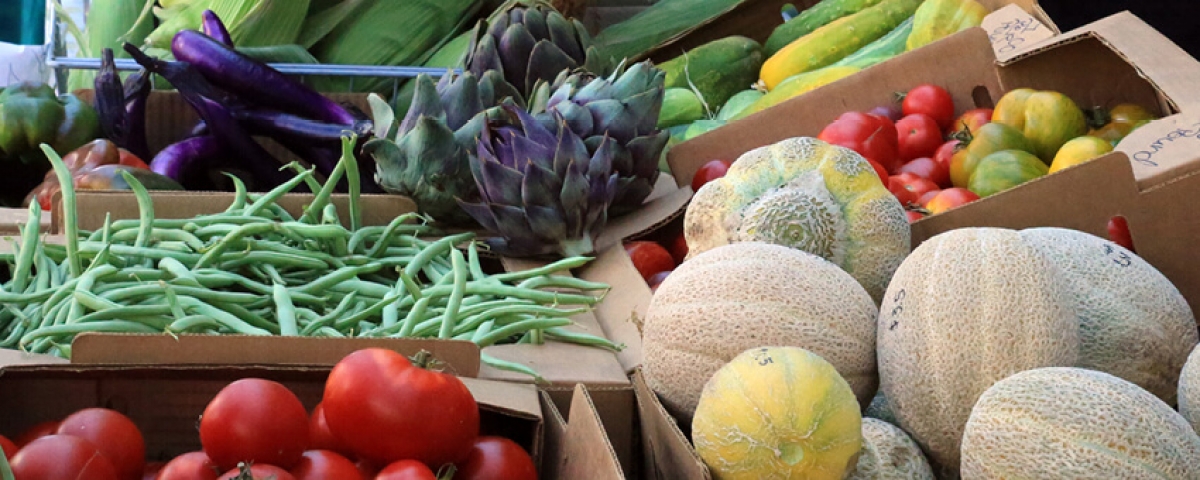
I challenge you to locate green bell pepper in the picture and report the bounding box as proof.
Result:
[0,82,99,158]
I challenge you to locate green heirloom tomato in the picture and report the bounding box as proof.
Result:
[968,149,1048,197]
[949,122,1032,188]
[992,88,1088,163]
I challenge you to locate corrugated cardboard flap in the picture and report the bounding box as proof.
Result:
[69,333,482,378]
[1115,112,1200,190]
[998,11,1200,112]
[633,370,709,479]
[552,385,627,479]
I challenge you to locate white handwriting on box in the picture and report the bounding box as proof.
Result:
[982,4,1054,58]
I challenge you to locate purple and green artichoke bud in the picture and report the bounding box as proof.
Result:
[465,0,611,98]
[458,104,619,258]
[365,71,520,225]
[528,60,669,215]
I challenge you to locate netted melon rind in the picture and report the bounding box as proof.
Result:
[846,418,935,480]
[876,227,1079,478]
[1020,227,1199,405]
[683,136,909,303]
[643,242,878,424]
[1180,346,1200,434]
[963,367,1200,479]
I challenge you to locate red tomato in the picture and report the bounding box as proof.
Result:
[322,349,479,468]
[374,460,436,480]
[456,436,538,480]
[624,241,676,283]
[667,231,688,265]
[143,461,167,480]
[0,434,16,459]
[887,173,940,208]
[355,459,381,478]
[647,270,672,293]
[818,112,901,173]
[902,84,955,131]
[156,451,220,480]
[291,450,364,480]
[896,114,943,161]
[867,104,903,122]
[57,407,145,480]
[691,160,733,193]
[866,159,889,184]
[218,464,297,480]
[309,403,353,457]
[14,420,60,448]
[924,188,980,215]
[906,210,925,223]
[10,434,119,480]
[932,140,960,180]
[897,157,950,188]
[916,189,941,207]
[200,378,310,471]
[1107,215,1136,253]
[952,108,993,137]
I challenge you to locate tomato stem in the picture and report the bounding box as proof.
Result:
[409,349,444,371]
[436,463,458,480]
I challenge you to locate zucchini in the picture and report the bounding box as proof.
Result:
[764,0,887,56]
[734,66,860,120]
[759,0,922,90]
[832,16,914,69]
[659,36,764,111]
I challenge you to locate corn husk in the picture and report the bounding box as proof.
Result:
[145,0,310,49]
[59,0,155,92]
[592,0,751,64]
[308,0,481,93]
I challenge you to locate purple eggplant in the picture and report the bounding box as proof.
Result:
[170,30,357,125]
[150,134,225,183]
[201,10,233,47]
[235,109,373,143]
[191,96,291,188]
[124,42,239,106]
[121,69,151,161]
[94,49,128,147]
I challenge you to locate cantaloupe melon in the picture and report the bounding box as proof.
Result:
[683,137,910,303]
[846,418,935,480]
[693,346,863,480]
[1021,227,1199,404]
[1180,345,1200,433]
[963,367,1200,479]
[643,242,878,423]
[876,227,1079,478]
[865,392,898,426]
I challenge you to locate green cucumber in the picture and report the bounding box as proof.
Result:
[764,0,887,55]
[659,36,764,111]
[717,89,766,121]
[659,88,708,129]
[832,16,914,69]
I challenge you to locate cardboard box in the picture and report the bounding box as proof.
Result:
[609,0,1055,65]
[0,335,626,479]
[665,11,1200,314]
[0,207,51,236]
[632,369,708,479]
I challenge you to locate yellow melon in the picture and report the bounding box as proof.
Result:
[683,137,910,303]
[876,227,1079,477]
[693,346,863,480]
[963,367,1200,479]
[643,242,878,423]
[1021,227,1198,404]
[846,418,935,480]
[1180,345,1200,433]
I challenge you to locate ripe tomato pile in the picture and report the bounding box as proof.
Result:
[0,349,537,480]
[817,84,983,222]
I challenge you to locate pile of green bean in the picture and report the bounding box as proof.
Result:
[0,139,618,378]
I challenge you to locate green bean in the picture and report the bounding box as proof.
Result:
[195,223,282,268]
[179,298,271,336]
[333,293,403,331]
[33,252,51,292]
[516,276,613,292]
[452,305,587,337]
[315,326,345,338]
[301,292,357,336]
[341,135,363,231]
[367,213,423,258]
[73,290,120,313]
[41,145,81,277]
[158,257,202,287]
[107,228,206,251]
[467,242,487,282]
[438,249,468,339]
[21,320,162,346]
[545,327,624,351]
[244,169,314,218]
[481,353,545,382]
[471,320,496,344]
[295,308,319,323]
[303,145,348,225]
[205,300,279,334]
[78,243,201,263]
[488,256,594,283]
[120,170,156,253]
[70,305,173,324]
[219,251,330,272]
[474,317,573,347]
[260,264,286,285]
[297,264,383,296]
[10,202,41,292]
[402,232,474,281]
[163,285,187,321]
[347,225,385,254]
[273,283,298,336]
[396,296,431,337]
[279,222,351,240]
[321,203,339,226]
[284,162,325,193]
[224,173,249,212]
[101,284,260,305]
[167,315,221,333]
[422,263,446,285]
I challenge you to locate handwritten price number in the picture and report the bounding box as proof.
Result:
[752,348,775,367]
[990,18,1042,54]
[888,289,906,331]
[1103,244,1132,268]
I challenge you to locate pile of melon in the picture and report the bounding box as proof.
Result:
[642,222,1200,479]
